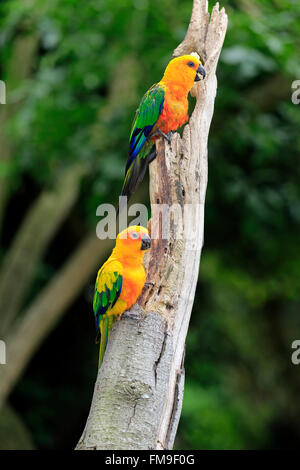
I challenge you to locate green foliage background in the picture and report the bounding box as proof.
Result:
[0,0,300,449]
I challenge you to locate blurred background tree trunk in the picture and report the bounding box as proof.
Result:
[0,28,38,232]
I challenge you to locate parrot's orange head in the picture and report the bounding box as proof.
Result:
[115,225,151,258]
[162,55,206,91]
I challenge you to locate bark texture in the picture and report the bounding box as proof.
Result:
[76,0,227,451]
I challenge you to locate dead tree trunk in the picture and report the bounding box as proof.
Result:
[76,0,227,451]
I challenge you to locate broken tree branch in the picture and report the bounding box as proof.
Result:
[76,0,227,450]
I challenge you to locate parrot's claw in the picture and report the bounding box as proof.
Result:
[116,314,121,321]
[153,129,172,144]
[167,131,174,142]
[145,282,154,287]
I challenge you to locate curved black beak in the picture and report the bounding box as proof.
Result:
[141,234,151,251]
[195,64,206,81]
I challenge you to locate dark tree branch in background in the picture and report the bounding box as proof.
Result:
[0,164,86,337]
[0,233,113,405]
[76,0,228,451]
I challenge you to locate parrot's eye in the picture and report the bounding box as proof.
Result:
[130,232,139,240]
[187,61,195,68]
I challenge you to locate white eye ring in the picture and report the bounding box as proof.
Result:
[130,232,139,240]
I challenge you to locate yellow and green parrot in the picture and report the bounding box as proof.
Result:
[93,225,151,368]
[118,55,205,213]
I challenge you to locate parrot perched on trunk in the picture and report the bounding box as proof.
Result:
[118,54,206,214]
[93,225,151,368]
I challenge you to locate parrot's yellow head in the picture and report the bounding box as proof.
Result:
[115,225,151,259]
[162,55,206,91]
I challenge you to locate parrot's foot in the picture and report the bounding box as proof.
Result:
[153,129,172,144]
[145,282,154,287]
[116,314,121,321]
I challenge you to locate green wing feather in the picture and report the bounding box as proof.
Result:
[98,315,115,369]
[93,260,123,368]
[118,83,165,212]
[127,82,166,171]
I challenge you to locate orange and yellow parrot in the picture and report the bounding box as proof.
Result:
[93,225,151,368]
[118,55,206,213]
